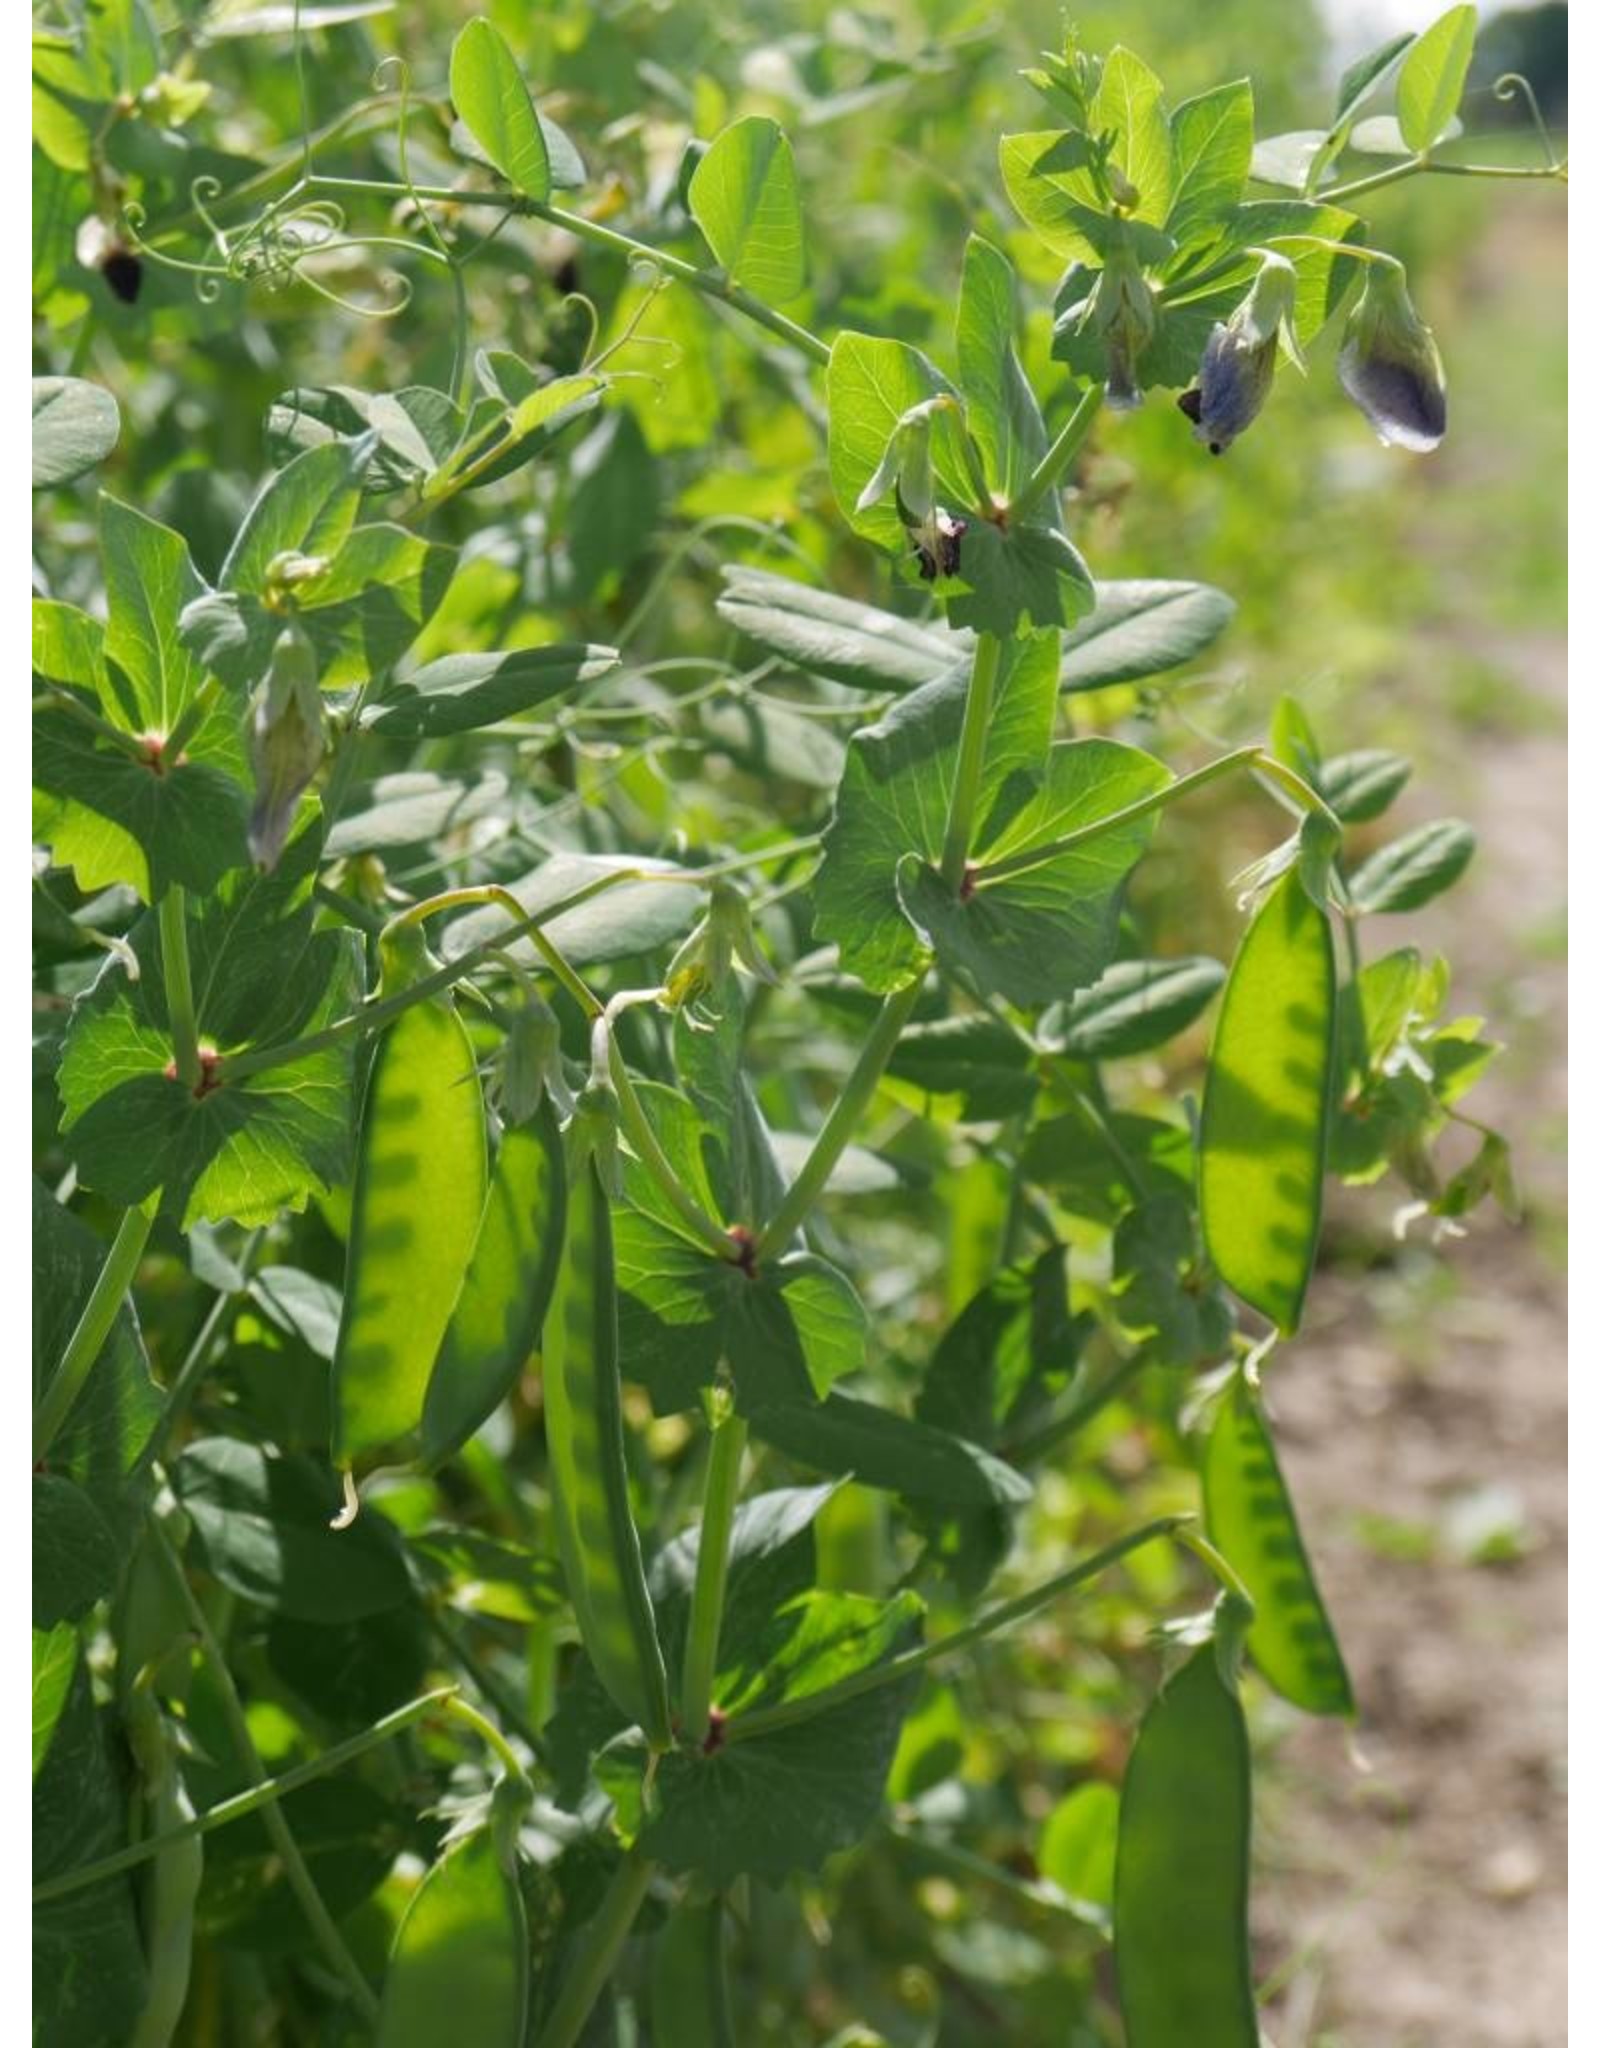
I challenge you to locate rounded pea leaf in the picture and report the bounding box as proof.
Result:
[32,377,120,488]
[1199,871,1335,1334]
[171,1437,411,1621]
[1202,1375,1354,1718]
[688,116,806,304]
[448,18,550,200]
[33,1476,120,1628]
[1349,818,1475,913]
[1317,748,1411,823]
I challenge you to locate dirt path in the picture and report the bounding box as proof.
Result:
[1253,369,1567,2042]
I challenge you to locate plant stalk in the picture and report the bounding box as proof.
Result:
[725,1516,1190,1743]
[32,1689,457,1905]
[145,1519,382,2023]
[158,888,203,1090]
[939,631,1004,886]
[757,975,925,1262]
[1011,382,1105,525]
[534,1850,655,2048]
[34,1203,156,1466]
[678,1406,749,1747]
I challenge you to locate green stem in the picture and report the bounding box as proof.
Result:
[158,888,203,1090]
[307,176,833,367]
[1003,1351,1152,1466]
[602,1024,735,1256]
[130,1228,265,1482]
[1176,1527,1257,1618]
[442,1693,530,1788]
[939,632,1004,887]
[220,868,650,1082]
[534,1851,655,2048]
[34,688,153,761]
[429,1609,549,1766]
[383,885,602,1018]
[1010,382,1105,525]
[975,745,1338,888]
[164,678,221,762]
[756,975,926,1262]
[1320,154,1567,205]
[678,1406,749,1747]
[726,1516,1190,1743]
[145,1519,382,2022]
[34,1204,156,1466]
[32,1689,457,1905]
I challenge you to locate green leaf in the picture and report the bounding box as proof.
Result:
[826,332,961,553]
[32,377,119,487]
[33,1624,78,1779]
[325,770,508,856]
[1336,32,1418,124]
[183,522,456,696]
[917,1248,1082,1450]
[32,1181,161,1528]
[697,692,847,791]
[58,826,363,1227]
[172,1436,411,1620]
[717,565,959,695]
[1350,819,1475,912]
[888,1015,1037,1121]
[816,634,1170,1003]
[265,384,463,487]
[688,115,806,304]
[640,1609,921,1884]
[1044,956,1225,1059]
[33,1477,120,1627]
[746,1390,1033,1508]
[33,510,251,901]
[956,235,1047,500]
[942,518,1095,638]
[1038,1781,1118,1925]
[34,1660,149,2047]
[999,130,1112,265]
[1113,1193,1233,1365]
[439,851,702,971]
[1317,748,1411,822]
[448,16,550,199]
[1165,80,1254,246]
[216,437,374,599]
[1397,5,1477,154]
[1093,46,1173,224]
[364,642,617,737]
[1248,129,1327,189]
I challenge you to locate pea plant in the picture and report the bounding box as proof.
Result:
[32,5,1565,2045]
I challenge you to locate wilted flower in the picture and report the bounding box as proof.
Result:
[248,621,324,871]
[1337,263,1447,452]
[1177,251,1300,455]
[855,399,972,583]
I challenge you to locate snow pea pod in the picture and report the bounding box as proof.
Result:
[1199,867,1335,1334]
[543,1101,672,1749]
[651,1897,734,2048]
[126,1691,203,2048]
[333,930,488,1473]
[1114,1615,1259,2048]
[375,1824,527,2048]
[1202,1371,1354,1718]
[421,1095,567,1468]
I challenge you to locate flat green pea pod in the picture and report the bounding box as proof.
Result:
[126,1690,203,2048]
[332,926,488,1477]
[1114,1602,1258,2048]
[1198,866,1335,1334]
[543,1094,673,1749]
[421,1094,567,1468]
[651,1896,734,2048]
[1202,1369,1355,1718]
[376,1820,527,2048]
